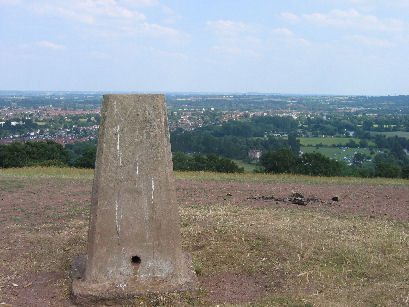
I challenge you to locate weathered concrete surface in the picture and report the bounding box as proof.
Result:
[71,94,197,305]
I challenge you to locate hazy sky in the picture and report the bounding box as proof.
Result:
[1,0,409,94]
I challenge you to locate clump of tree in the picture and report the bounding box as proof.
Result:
[170,115,301,161]
[374,161,401,178]
[0,141,70,167]
[1,139,408,179]
[173,152,244,173]
[69,147,244,172]
[260,148,409,178]
[260,149,348,177]
[170,129,300,160]
[0,141,244,174]
[402,166,409,179]
[72,146,97,168]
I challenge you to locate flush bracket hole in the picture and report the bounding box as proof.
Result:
[131,255,141,265]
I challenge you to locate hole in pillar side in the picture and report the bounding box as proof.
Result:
[131,255,141,265]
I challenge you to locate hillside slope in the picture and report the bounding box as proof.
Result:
[0,168,408,306]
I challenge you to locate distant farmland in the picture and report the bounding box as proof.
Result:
[300,146,374,163]
[370,131,409,139]
[298,137,375,147]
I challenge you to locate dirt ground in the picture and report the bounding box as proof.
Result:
[176,180,409,222]
[0,176,408,306]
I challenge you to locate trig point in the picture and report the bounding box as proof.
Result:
[71,94,198,305]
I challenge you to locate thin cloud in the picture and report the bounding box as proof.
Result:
[281,12,299,23]
[139,22,181,37]
[118,22,188,41]
[271,27,294,36]
[348,0,409,7]
[212,45,260,57]
[147,47,188,60]
[32,5,96,24]
[271,28,311,46]
[0,0,21,4]
[24,0,189,42]
[120,0,160,7]
[295,38,312,46]
[395,0,409,7]
[207,20,255,36]
[29,0,146,24]
[36,40,66,50]
[302,9,404,32]
[345,34,394,47]
[89,51,111,59]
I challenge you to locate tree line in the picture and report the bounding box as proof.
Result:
[0,141,70,167]
[170,115,300,160]
[1,140,408,179]
[0,141,244,173]
[260,149,409,179]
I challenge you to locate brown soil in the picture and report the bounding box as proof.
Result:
[176,180,409,222]
[0,176,408,306]
[199,270,286,304]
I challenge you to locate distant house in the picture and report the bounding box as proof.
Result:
[248,149,263,161]
[11,121,24,126]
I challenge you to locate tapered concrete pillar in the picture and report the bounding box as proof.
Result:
[71,94,197,305]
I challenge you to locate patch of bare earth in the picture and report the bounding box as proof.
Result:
[176,180,409,222]
[199,271,285,304]
[0,176,408,306]
[0,177,91,307]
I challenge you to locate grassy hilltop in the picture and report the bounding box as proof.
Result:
[0,167,408,306]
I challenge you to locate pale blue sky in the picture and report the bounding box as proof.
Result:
[1,0,409,94]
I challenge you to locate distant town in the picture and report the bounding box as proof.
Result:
[1,91,408,177]
[1,92,408,146]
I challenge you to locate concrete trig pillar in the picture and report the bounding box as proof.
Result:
[71,94,197,304]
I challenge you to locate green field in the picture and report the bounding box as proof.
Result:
[232,159,256,173]
[371,131,409,139]
[298,137,366,146]
[301,146,374,163]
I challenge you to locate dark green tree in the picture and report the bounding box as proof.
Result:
[74,146,97,168]
[287,132,300,154]
[172,152,192,171]
[172,152,243,173]
[375,161,401,178]
[0,142,27,168]
[401,165,409,179]
[299,152,343,177]
[260,149,300,174]
[352,152,367,167]
[0,141,69,168]
[25,141,70,166]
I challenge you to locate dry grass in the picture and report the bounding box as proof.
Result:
[0,166,94,179]
[4,203,407,306]
[180,204,409,306]
[0,168,408,306]
[0,205,409,306]
[1,167,409,185]
[176,171,409,186]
